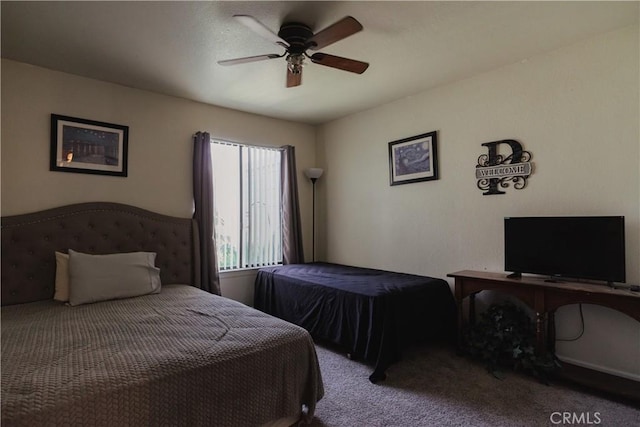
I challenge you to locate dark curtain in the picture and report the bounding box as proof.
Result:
[281,145,304,264]
[192,132,221,295]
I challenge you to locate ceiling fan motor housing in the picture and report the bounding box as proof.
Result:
[278,22,314,53]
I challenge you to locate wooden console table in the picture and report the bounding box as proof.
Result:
[448,270,640,402]
[447,270,640,355]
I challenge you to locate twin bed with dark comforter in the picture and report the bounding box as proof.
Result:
[255,262,457,382]
[1,203,323,427]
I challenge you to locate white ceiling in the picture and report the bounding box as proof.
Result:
[2,1,638,125]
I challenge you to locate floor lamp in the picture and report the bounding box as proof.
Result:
[305,168,323,262]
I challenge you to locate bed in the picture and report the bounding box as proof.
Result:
[1,202,323,427]
[254,262,457,382]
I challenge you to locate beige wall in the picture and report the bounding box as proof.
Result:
[317,26,640,380]
[1,59,317,302]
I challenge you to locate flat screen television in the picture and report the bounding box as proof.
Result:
[504,216,625,284]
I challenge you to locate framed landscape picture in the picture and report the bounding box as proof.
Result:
[388,131,438,186]
[50,114,129,177]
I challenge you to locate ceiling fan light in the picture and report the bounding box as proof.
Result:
[286,54,305,74]
[288,63,303,74]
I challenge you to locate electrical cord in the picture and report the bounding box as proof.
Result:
[556,303,585,342]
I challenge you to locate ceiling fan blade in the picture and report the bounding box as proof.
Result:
[286,68,302,88]
[233,15,289,48]
[310,53,369,74]
[218,54,282,66]
[307,16,363,51]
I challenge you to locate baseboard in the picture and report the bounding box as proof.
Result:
[556,356,640,382]
[555,361,640,405]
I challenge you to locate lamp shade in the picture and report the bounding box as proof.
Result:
[305,168,324,180]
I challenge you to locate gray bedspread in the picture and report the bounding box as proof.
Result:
[1,285,324,426]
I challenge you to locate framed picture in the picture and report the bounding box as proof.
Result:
[388,131,438,186]
[50,114,128,177]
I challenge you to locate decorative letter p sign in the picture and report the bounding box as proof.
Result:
[476,140,533,195]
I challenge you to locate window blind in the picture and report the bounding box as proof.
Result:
[211,140,282,270]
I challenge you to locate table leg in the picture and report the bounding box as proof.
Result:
[456,295,464,351]
[547,311,556,354]
[535,311,547,354]
[469,293,476,326]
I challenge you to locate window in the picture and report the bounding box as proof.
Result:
[210,140,282,270]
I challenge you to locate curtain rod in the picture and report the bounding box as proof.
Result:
[193,133,286,152]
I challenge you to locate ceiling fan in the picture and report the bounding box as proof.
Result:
[218,15,369,87]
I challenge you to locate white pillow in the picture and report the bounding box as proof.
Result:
[54,251,70,302]
[68,250,161,306]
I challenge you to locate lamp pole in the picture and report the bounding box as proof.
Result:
[304,168,323,262]
[310,177,317,262]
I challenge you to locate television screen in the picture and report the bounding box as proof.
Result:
[504,216,625,283]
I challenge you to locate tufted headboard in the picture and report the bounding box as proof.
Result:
[1,202,201,306]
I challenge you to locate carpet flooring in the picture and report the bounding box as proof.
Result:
[309,343,639,427]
